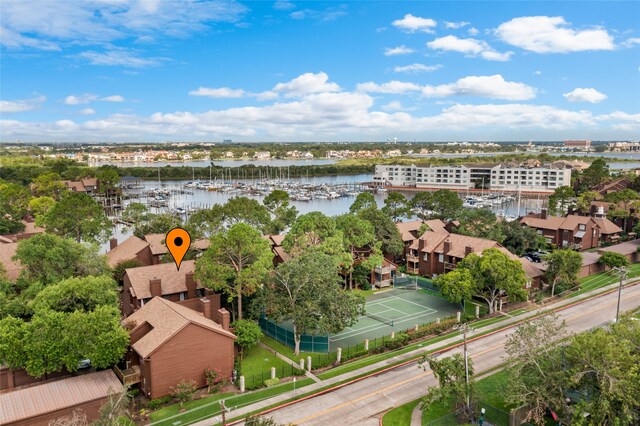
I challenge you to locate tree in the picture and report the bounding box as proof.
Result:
[501,220,546,256]
[0,306,128,378]
[263,190,298,234]
[221,197,271,232]
[423,189,463,221]
[357,207,404,256]
[30,275,119,314]
[231,319,263,358]
[14,234,110,285]
[44,192,112,243]
[30,172,66,199]
[266,252,365,355]
[456,208,505,243]
[121,202,148,224]
[170,379,197,408]
[282,212,340,256]
[0,182,31,219]
[580,158,609,189]
[95,166,120,194]
[195,223,273,321]
[547,186,575,216]
[564,319,640,425]
[28,196,56,226]
[335,214,379,289]
[93,386,132,426]
[418,353,475,422]
[382,191,409,221]
[437,248,528,313]
[113,259,144,283]
[575,190,601,213]
[131,212,182,238]
[185,206,223,239]
[504,314,569,425]
[598,251,630,270]
[434,268,475,305]
[544,250,583,296]
[349,192,377,214]
[409,192,434,220]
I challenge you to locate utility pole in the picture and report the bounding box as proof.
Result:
[220,400,226,425]
[613,266,628,322]
[462,323,470,417]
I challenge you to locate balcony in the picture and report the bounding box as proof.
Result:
[444,261,457,270]
[406,254,419,263]
[114,365,141,385]
[375,266,391,274]
[374,279,391,288]
[407,266,420,274]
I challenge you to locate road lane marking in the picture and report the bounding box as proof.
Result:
[291,369,434,424]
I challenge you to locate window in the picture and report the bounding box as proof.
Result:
[438,254,444,262]
[578,224,586,231]
[180,292,186,301]
[424,253,429,261]
[525,280,531,289]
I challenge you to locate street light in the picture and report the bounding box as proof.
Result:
[612,266,628,322]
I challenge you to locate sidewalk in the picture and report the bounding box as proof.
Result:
[258,342,321,383]
[189,278,638,426]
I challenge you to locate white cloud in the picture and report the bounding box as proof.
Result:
[189,87,247,98]
[0,95,45,113]
[77,50,164,68]
[444,21,470,29]
[622,37,640,48]
[0,0,247,51]
[467,27,479,36]
[64,94,125,105]
[357,81,422,94]
[381,101,404,111]
[427,35,513,61]
[79,108,96,115]
[534,70,542,75]
[273,72,340,97]
[384,45,415,56]
[563,88,607,103]
[101,95,125,103]
[394,63,442,73]
[495,16,615,53]
[64,94,98,105]
[358,75,536,100]
[392,14,437,33]
[422,75,536,100]
[273,1,295,11]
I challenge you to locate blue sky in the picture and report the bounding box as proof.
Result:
[1,0,639,142]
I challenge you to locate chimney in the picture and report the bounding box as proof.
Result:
[590,204,597,216]
[418,237,425,252]
[465,246,474,256]
[568,207,575,215]
[110,238,118,250]
[200,298,212,320]
[443,239,452,254]
[540,209,547,220]
[218,308,230,330]
[149,278,162,297]
[185,271,196,298]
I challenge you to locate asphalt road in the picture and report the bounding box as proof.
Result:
[264,284,640,426]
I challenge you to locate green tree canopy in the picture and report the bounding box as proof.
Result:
[336,214,381,289]
[30,172,66,199]
[501,220,546,256]
[357,207,404,256]
[13,234,110,285]
[436,248,528,313]
[598,251,630,270]
[579,158,610,190]
[381,191,410,221]
[456,208,505,243]
[349,192,377,214]
[28,196,56,227]
[231,319,264,358]
[266,252,365,355]
[543,250,583,296]
[30,275,119,314]
[282,211,340,256]
[263,190,298,235]
[44,192,112,243]
[95,166,120,193]
[0,182,31,220]
[547,186,576,216]
[412,189,463,221]
[195,223,273,321]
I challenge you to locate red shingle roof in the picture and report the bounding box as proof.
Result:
[106,235,149,267]
[124,260,200,300]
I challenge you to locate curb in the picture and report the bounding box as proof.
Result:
[225,280,639,425]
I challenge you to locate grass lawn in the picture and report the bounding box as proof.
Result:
[149,379,315,425]
[382,399,420,425]
[571,263,640,298]
[240,344,296,390]
[260,335,336,368]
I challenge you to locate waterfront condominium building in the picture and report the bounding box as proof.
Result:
[373,162,571,192]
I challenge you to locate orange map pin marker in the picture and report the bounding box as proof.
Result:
[166,228,191,270]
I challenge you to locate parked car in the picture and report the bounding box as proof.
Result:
[77,359,91,369]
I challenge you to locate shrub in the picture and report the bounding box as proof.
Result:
[146,396,172,410]
[384,332,410,350]
[204,367,224,393]
[263,377,280,387]
[170,380,197,408]
[341,348,369,361]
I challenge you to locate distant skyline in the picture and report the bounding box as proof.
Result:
[1,1,639,142]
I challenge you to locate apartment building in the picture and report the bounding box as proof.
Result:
[373,162,571,192]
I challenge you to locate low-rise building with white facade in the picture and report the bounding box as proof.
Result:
[373,162,571,192]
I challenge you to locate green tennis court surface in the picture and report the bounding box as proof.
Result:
[329,288,460,351]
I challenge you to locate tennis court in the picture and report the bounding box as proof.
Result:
[329,282,460,351]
